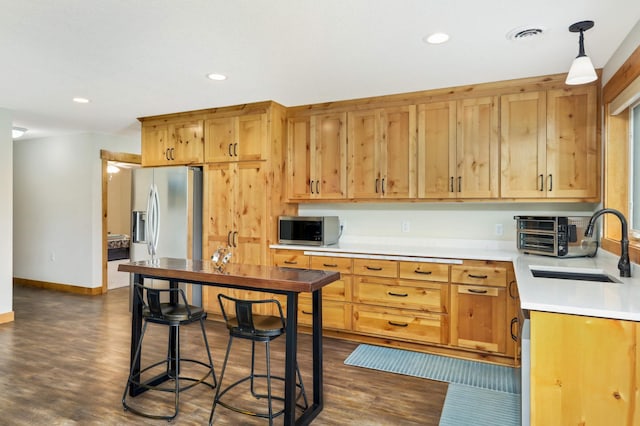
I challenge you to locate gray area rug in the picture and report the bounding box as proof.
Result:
[344,344,520,426]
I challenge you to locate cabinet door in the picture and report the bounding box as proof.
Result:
[500,92,547,198]
[287,117,313,199]
[203,163,234,258]
[380,106,416,198]
[450,284,507,353]
[205,117,235,163]
[348,109,381,198]
[314,113,348,199]
[205,114,266,163]
[233,161,266,266]
[456,96,499,198]
[546,86,598,199]
[418,101,457,199]
[169,120,204,164]
[142,124,170,167]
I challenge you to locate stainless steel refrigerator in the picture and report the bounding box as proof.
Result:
[130,166,203,306]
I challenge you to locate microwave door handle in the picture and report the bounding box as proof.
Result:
[151,184,160,258]
[145,185,154,256]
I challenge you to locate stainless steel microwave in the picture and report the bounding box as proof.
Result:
[514,215,598,258]
[278,216,340,246]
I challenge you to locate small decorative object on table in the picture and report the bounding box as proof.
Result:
[211,246,233,271]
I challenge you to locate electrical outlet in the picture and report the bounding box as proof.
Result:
[401,221,411,233]
[495,223,504,236]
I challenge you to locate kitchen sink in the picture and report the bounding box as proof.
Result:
[529,266,621,283]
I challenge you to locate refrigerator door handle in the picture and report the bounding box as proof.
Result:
[146,184,161,260]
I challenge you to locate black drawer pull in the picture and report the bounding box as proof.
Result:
[467,288,488,294]
[510,317,519,341]
[302,310,312,315]
[388,321,408,327]
[284,260,297,265]
[388,292,408,297]
[414,269,433,275]
[323,263,338,268]
[468,274,488,279]
[365,266,383,271]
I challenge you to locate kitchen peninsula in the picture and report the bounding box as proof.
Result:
[119,258,340,426]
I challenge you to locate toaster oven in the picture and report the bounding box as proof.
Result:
[514,216,598,258]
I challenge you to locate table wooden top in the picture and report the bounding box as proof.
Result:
[118,257,340,293]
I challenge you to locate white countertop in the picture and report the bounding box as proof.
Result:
[271,237,640,322]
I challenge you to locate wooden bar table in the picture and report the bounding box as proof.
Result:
[119,257,340,425]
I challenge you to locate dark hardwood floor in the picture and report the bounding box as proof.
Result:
[0,285,447,425]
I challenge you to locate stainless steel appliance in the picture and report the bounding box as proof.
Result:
[130,166,203,305]
[514,215,598,257]
[278,216,340,246]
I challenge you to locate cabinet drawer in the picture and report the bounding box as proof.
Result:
[451,265,507,287]
[353,258,398,278]
[354,277,446,313]
[399,262,449,282]
[273,251,310,269]
[298,300,352,330]
[310,256,353,274]
[300,276,351,302]
[353,305,447,345]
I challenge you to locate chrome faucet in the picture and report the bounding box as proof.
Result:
[584,208,631,277]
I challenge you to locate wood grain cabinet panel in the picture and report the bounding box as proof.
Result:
[141,120,204,166]
[451,264,507,287]
[417,97,499,199]
[347,106,416,199]
[353,258,398,278]
[354,277,447,313]
[287,113,347,200]
[298,300,352,330]
[204,114,267,163]
[273,250,310,269]
[530,311,640,426]
[399,261,449,282]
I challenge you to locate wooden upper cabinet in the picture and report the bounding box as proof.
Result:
[501,86,598,200]
[500,91,547,198]
[287,113,347,200]
[418,97,498,199]
[456,97,499,198]
[141,120,204,167]
[204,113,267,163]
[418,101,457,199]
[546,85,598,199]
[348,106,416,199]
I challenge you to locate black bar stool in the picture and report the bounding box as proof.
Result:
[122,283,216,421]
[209,294,308,425]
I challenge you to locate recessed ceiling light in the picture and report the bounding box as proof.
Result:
[206,73,227,81]
[12,127,27,138]
[73,97,90,104]
[424,32,450,44]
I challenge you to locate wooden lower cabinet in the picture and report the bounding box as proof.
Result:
[353,304,447,344]
[263,250,519,365]
[530,311,640,425]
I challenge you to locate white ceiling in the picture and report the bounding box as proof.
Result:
[3,0,640,140]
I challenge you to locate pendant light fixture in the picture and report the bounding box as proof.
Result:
[565,20,597,85]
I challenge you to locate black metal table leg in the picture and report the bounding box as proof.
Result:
[284,291,298,425]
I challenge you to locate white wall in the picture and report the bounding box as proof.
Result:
[603,18,640,84]
[0,109,13,316]
[299,202,598,245]
[13,133,139,289]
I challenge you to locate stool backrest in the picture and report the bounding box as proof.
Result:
[133,283,192,319]
[217,294,286,335]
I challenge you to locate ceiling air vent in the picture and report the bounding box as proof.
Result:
[506,26,545,41]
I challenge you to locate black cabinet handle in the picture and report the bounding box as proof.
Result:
[316,181,319,194]
[170,148,175,160]
[228,143,233,156]
[302,310,312,315]
[233,143,238,156]
[450,176,454,192]
[511,317,519,341]
[539,174,544,191]
[375,178,379,193]
[284,260,298,265]
[227,231,232,246]
[467,288,488,294]
[232,231,238,247]
[381,178,386,194]
[508,280,518,299]
[388,292,408,297]
[548,174,553,191]
[458,176,462,192]
[388,321,408,327]
[365,266,383,271]
[310,180,315,194]
[322,263,338,268]
[468,274,488,279]
[414,269,433,275]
